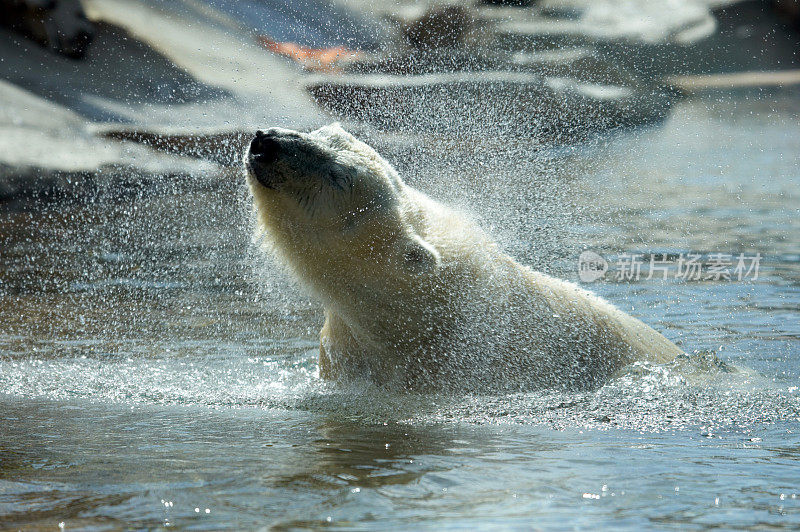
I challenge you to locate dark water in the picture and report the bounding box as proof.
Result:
[1,91,799,529]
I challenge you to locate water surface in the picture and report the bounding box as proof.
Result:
[1,90,799,529]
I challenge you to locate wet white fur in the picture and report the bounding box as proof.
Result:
[246,124,682,391]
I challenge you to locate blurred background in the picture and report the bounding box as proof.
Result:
[0,0,798,198]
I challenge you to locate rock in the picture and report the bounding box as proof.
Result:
[95,127,251,167]
[0,0,336,199]
[306,70,673,143]
[0,80,217,200]
[482,0,537,6]
[402,5,475,49]
[490,0,800,76]
[0,0,94,58]
[488,0,723,49]
[199,0,390,51]
[599,0,800,77]
[345,48,504,76]
[774,0,800,27]
[80,0,330,130]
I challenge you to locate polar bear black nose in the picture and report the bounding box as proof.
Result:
[250,130,281,162]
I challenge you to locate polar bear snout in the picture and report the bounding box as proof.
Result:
[249,130,281,164]
[246,129,290,189]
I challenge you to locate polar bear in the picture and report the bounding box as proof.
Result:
[244,124,682,392]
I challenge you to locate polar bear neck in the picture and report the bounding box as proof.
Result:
[252,189,411,297]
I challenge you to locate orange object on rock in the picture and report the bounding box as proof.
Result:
[258,36,361,72]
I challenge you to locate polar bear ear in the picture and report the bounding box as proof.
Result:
[402,234,441,274]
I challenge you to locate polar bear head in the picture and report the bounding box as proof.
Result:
[244,124,440,292]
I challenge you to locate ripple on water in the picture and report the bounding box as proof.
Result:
[1,349,797,432]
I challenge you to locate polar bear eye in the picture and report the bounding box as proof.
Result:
[326,171,345,190]
[327,165,356,191]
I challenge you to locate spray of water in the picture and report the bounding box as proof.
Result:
[1,0,797,437]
